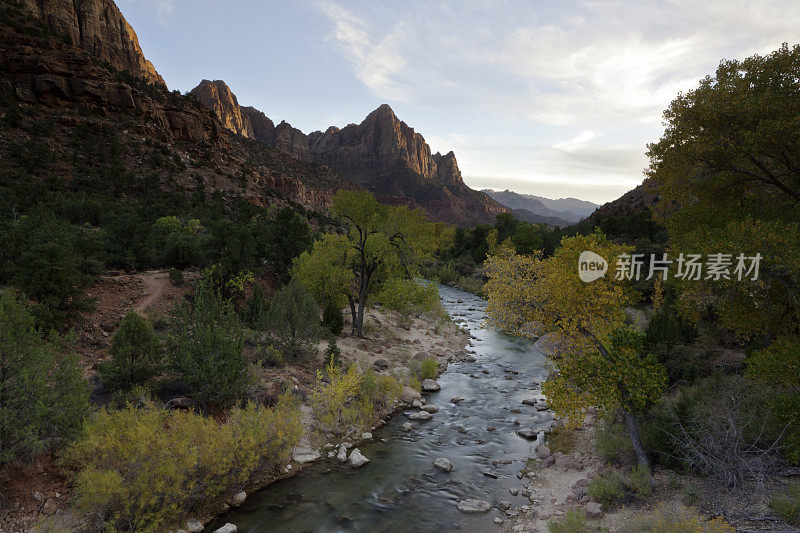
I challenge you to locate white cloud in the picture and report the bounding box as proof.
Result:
[124,0,177,28]
[311,0,800,201]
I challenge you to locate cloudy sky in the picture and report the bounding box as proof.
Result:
[119,0,800,203]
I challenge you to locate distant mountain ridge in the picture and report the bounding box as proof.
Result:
[482,189,598,225]
[190,79,507,225]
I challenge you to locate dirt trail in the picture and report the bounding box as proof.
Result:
[133,271,173,312]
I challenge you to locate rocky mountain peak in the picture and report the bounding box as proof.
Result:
[17,0,166,87]
[188,83,503,224]
[190,80,254,139]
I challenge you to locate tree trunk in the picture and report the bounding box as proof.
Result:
[348,296,357,336]
[355,283,368,338]
[624,410,651,469]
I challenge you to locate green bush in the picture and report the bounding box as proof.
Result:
[100,312,162,392]
[168,268,184,286]
[596,421,634,464]
[0,292,88,469]
[770,483,800,526]
[258,281,322,361]
[322,300,344,336]
[169,281,250,407]
[587,471,625,507]
[624,464,653,498]
[418,357,438,380]
[68,395,302,532]
[746,336,800,464]
[324,337,341,367]
[548,509,588,533]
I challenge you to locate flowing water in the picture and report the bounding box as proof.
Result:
[210,285,550,532]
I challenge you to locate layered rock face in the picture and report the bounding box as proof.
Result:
[189,80,506,224]
[190,80,254,138]
[17,0,166,87]
[305,104,463,186]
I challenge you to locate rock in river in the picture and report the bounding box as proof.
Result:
[434,458,453,472]
[516,428,539,440]
[421,404,439,413]
[457,499,492,514]
[349,448,370,467]
[213,524,237,533]
[408,410,433,421]
[421,379,441,392]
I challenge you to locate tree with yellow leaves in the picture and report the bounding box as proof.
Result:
[484,232,666,467]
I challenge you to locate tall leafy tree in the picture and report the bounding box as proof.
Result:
[292,191,438,337]
[648,44,800,336]
[484,234,666,467]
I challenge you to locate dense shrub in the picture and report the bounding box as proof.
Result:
[641,375,784,485]
[746,336,800,464]
[0,292,88,469]
[322,300,344,336]
[587,470,625,506]
[596,421,634,464]
[418,357,438,380]
[310,361,401,436]
[68,395,302,532]
[259,281,322,361]
[99,312,162,392]
[169,281,250,407]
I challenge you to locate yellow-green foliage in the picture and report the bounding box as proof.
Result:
[484,234,666,427]
[310,361,401,435]
[548,509,588,533]
[378,278,443,318]
[619,507,734,532]
[418,357,438,380]
[68,395,302,532]
[770,483,800,526]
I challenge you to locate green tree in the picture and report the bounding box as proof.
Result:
[648,44,800,337]
[293,191,438,337]
[169,279,249,407]
[511,221,545,255]
[100,312,163,392]
[0,292,88,471]
[263,207,312,283]
[258,281,323,361]
[484,234,666,467]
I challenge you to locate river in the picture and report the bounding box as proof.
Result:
[210,285,550,532]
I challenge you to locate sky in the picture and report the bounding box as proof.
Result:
[118,0,800,204]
